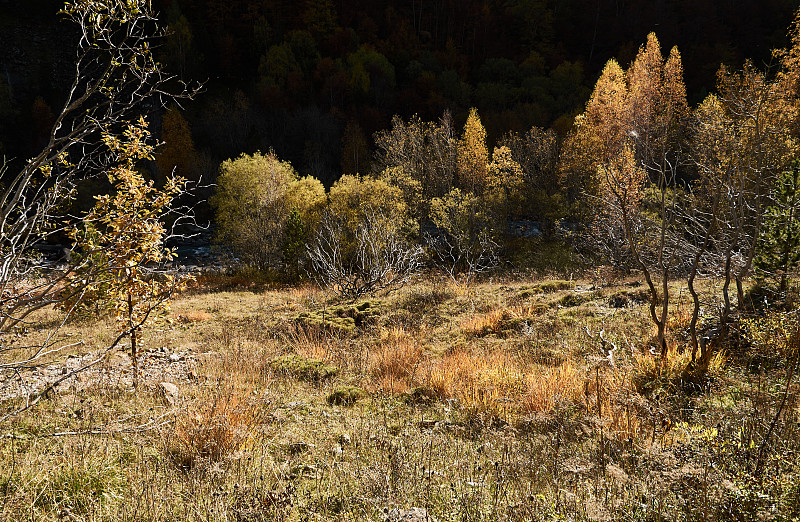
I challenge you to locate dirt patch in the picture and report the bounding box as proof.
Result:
[0,345,198,401]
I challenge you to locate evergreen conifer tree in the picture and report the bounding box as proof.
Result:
[755,161,800,292]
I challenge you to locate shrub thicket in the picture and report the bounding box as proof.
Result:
[211,151,325,277]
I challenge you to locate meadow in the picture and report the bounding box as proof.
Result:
[1,269,798,521]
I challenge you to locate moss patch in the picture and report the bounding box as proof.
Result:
[607,288,650,308]
[295,301,383,332]
[555,292,588,308]
[269,354,340,382]
[326,386,367,406]
[517,280,574,299]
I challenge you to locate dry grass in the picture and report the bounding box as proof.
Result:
[170,387,268,469]
[523,359,585,413]
[460,308,513,337]
[285,323,333,361]
[3,273,800,521]
[425,348,525,419]
[176,310,214,323]
[371,327,424,394]
[633,340,726,387]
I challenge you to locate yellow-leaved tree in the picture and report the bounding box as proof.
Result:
[307,175,423,300]
[372,112,458,220]
[211,151,326,277]
[486,145,526,223]
[688,62,796,369]
[63,117,190,390]
[0,0,200,417]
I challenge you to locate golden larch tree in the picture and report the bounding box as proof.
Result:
[568,32,691,359]
[457,108,489,194]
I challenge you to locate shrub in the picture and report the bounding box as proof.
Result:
[427,188,500,282]
[307,175,423,299]
[211,151,324,276]
[327,174,417,241]
[754,162,800,292]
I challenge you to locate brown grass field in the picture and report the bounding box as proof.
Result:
[1,270,798,521]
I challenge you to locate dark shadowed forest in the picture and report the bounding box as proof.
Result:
[1,0,797,189]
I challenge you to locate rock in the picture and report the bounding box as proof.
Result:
[169,353,182,363]
[385,508,437,522]
[158,382,180,406]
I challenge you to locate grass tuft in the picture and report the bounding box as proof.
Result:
[34,461,121,515]
[371,326,423,394]
[170,388,267,469]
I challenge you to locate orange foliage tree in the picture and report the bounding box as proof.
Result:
[566,33,690,358]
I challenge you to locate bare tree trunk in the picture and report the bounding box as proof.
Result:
[736,207,764,312]
[129,292,139,391]
[688,218,716,364]
[722,251,733,325]
[621,204,666,358]
[659,268,669,358]
[688,266,702,361]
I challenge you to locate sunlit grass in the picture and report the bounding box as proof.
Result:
[2,272,797,521]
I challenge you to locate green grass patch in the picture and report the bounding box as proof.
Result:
[34,461,121,515]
